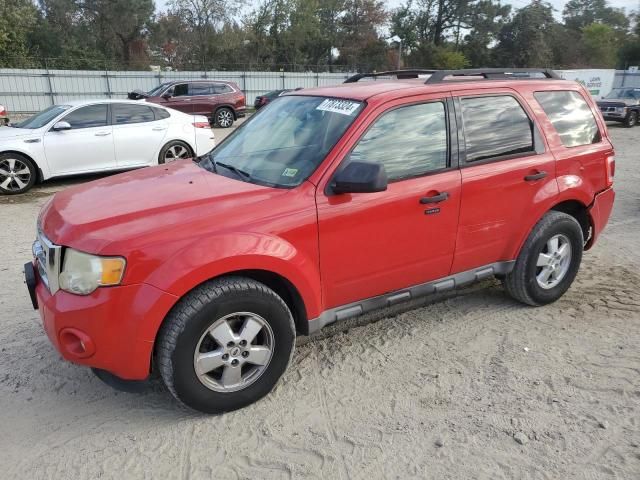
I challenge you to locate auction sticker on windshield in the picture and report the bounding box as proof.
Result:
[317,99,361,116]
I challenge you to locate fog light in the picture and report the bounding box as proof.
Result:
[59,328,95,358]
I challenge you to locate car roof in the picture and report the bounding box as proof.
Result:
[289,77,574,102]
[58,99,169,108]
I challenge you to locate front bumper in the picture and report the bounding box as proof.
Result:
[587,187,615,248]
[26,263,178,380]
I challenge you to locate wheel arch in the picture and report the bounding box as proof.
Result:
[550,199,592,248]
[0,149,44,181]
[158,138,196,163]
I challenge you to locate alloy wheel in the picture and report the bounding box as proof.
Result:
[0,158,31,192]
[193,312,274,393]
[217,110,233,128]
[164,144,190,163]
[536,234,572,290]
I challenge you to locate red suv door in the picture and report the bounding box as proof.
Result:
[316,94,462,309]
[450,89,558,273]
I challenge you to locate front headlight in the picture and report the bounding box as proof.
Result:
[59,249,126,295]
[616,106,627,113]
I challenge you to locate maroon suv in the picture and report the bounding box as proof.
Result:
[128,80,246,128]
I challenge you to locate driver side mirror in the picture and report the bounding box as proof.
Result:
[331,161,388,194]
[52,121,71,131]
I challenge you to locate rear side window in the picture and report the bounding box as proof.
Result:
[213,84,233,94]
[189,83,213,96]
[113,104,156,125]
[461,95,534,162]
[152,107,170,120]
[349,101,448,181]
[534,91,601,147]
[62,104,108,129]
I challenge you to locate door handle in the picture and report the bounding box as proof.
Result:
[524,171,547,181]
[420,192,449,204]
[152,127,167,131]
[94,132,111,137]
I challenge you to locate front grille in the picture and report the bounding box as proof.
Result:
[32,231,61,294]
[600,106,617,113]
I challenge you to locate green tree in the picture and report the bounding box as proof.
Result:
[0,0,39,66]
[563,0,629,33]
[494,1,556,67]
[581,22,618,67]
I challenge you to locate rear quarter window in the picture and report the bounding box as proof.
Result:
[534,91,601,147]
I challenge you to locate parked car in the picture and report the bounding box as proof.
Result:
[0,104,9,126]
[128,80,246,128]
[254,89,291,109]
[597,87,640,127]
[0,99,214,194]
[26,69,615,413]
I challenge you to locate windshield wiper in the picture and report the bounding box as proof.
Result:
[215,161,252,182]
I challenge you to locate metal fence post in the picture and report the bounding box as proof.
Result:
[44,59,55,106]
[104,62,112,98]
[281,69,285,90]
[316,72,320,87]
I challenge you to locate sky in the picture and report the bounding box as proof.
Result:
[155,0,637,16]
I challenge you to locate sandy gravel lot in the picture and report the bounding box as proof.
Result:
[0,125,639,480]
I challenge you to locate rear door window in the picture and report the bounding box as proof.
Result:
[189,83,214,96]
[112,104,156,125]
[534,91,601,147]
[62,104,108,129]
[213,84,234,94]
[460,95,534,162]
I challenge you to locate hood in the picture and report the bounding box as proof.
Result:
[597,99,639,107]
[0,126,40,140]
[40,160,286,253]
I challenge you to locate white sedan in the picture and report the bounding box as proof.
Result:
[0,99,215,194]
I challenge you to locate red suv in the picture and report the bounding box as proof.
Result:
[128,80,246,127]
[26,69,615,413]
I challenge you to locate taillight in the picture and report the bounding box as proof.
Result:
[606,155,615,187]
[193,122,210,129]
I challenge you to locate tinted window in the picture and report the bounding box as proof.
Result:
[62,104,108,129]
[171,84,188,96]
[113,104,156,125]
[152,107,170,120]
[213,84,233,94]
[189,83,213,96]
[534,91,600,147]
[349,102,448,181]
[461,96,534,162]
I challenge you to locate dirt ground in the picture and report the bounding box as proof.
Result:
[0,124,639,480]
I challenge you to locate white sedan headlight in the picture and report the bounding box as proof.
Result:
[59,249,126,295]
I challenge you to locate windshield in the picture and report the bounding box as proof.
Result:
[605,88,640,100]
[147,82,173,96]
[13,105,70,129]
[199,95,364,188]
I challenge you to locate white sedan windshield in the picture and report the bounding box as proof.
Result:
[13,105,70,129]
[200,95,364,187]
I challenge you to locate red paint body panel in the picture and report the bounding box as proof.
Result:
[33,77,616,380]
[36,273,178,379]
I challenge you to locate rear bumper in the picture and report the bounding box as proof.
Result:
[28,264,178,380]
[587,187,615,248]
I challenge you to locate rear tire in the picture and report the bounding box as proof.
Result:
[504,211,583,306]
[624,111,638,128]
[156,277,295,413]
[214,107,235,128]
[0,152,37,195]
[158,140,193,164]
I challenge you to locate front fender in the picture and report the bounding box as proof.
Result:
[144,232,322,319]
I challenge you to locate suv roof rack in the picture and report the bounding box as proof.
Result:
[425,68,560,84]
[344,69,438,83]
[343,68,561,84]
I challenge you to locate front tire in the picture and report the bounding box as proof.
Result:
[504,211,583,306]
[0,153,37,195]
[624,111,638,128]
[156,277,295,413]
[214,107,235,128]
